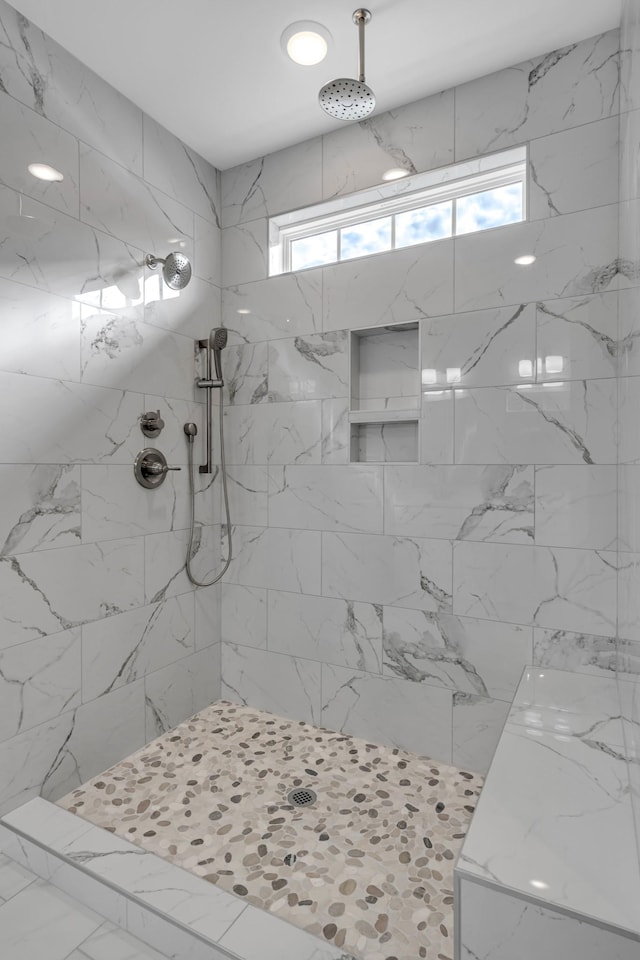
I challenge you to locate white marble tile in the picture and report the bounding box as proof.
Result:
[459,879,640,960]
[268,400,322,464]
[421,303,535,389]
[145,646,220,739]
[142,395,207,466]
[420,389,455,464]
[193,214,221,287]
[268,591,382,673]
[222,270,323,343]
[322,90,454,198]
[221,584,267,649]
[321,398,349,464]
[455,30,620,160]
[223,525,321,594]
[0,464,80,556]
[533,628,617,676]
[0,185,143,306]
[0,877,103,960]
[0,93,79,217]
[222,643,321,725]
[454,380,617,465]
[224,341,269,406]
[0,538,144,648]
[0,371,143,465]
[144,273,220,341]
[454,205,619,313]
[452,694,510,774]
[80,145,194,257]
[536,291,620,382]
[619,286,640,376]
[619,377,640,464]
[384,464,534,542]
[0,627,81,741]
[81,595,194,702]
[268,464,383,533]
[529,116,619,219]
[321,663,453,760]
[620,464,640,552]
[0,853,36,901]
[194,586,220,650]
[222,138,322,226]
[356,326,419,409]
[354,421,419,463]
[1,797,94,852]
[322,532,452,612]
[0,277,80,382]
[383,607,531,700]
[0,713,76,813]
[124,902,229,960]
[80,307,195,401]
[220,902,349,960]
[453,541,617,635]
[74,920,174,960]
[618,552,640,643]
[535,465,617,549]
[222,403,269,465]
[323,238,454,331]
[144,526,219,603]
[268,331,348,401]
[226,466,269,526]
[0,4,143,172]
[142,116,219,223]
[222,219,267,287]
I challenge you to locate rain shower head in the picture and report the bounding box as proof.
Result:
[145,251,192,290]
[319,9,375,121]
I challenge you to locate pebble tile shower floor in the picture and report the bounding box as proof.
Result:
[57,702,483,960]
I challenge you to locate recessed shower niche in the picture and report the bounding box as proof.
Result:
[349,322,420,462]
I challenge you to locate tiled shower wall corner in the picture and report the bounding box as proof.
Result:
[219,28,629,775]
[0,0,222,815]
[619,0,640,876]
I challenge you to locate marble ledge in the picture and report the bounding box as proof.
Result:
[455,667,640,940]
[0,797,356,960]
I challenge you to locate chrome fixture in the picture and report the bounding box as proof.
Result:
[318,9,375,121]
[144,251,192,290]
[183,421,232,587]
[134,448,181,489]
[140,410,165,438]
[196,327,228,474]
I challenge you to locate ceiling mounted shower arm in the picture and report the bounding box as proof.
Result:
[354,8,371,83]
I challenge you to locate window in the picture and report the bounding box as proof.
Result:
[269,147,526,275]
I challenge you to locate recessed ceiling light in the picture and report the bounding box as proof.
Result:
[281,21,331,65]
[382,168,410,182]
[514,254,536,266]
[28,162,64,182]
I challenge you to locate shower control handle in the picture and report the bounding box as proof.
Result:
[134,448,181,489]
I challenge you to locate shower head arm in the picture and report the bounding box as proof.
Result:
[144,253,165,269]
[353,8,371,83]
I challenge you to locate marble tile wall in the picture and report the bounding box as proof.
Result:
[219,27,627,776]
[0,0,222,814]
[619,0,640,888]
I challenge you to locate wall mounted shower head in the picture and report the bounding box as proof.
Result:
[319,9,375,121]
[210,327,228,381]
[145,251,192,290]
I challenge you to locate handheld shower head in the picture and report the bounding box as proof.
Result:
[145,251,192,290]
[210,327,228,381]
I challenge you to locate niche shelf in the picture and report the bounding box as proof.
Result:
[349,322,420,463]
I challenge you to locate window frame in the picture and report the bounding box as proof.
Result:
[269,146,527,276]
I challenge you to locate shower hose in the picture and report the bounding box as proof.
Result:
[185,390,232,586]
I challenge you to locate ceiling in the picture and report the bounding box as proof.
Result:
[9,0,623,170]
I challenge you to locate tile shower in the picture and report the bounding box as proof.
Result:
[1,0,640,956]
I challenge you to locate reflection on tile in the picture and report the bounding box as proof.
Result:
[421,303,535,388]
[221,584,267,649]
[322,532,452,612]
[455,30,620,159]
[383,607,531,700]
[454,381,617,465]
[223,271,322,343]
[268,465,383,533]
[0,464,80,556]
[384,464,533,542]
[452,694,510,774]
[454,541,617,635]
[536,292,619,381]
[268,332,348,402]
[268,591,383,673]
[535,465,617,549]
[420,389,454,464]
[321,663,453,760]
[222,643,321,724]
[0,278,80,382]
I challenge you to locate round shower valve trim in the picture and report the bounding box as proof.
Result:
[134,448,181,488]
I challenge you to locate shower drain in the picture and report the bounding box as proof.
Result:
[287,787,317,807]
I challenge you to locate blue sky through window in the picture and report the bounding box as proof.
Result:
[456,183,523,235]
[291,229,337,271]
[340,217,392,261]
[396,201,452,249]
